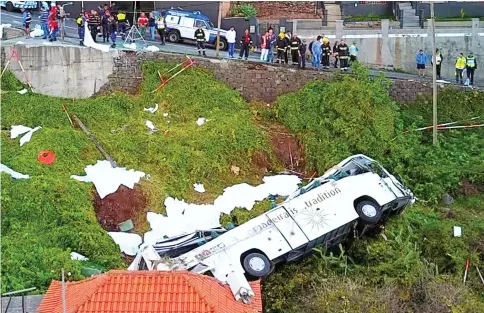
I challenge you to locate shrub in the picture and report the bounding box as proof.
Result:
[230,4,257,18]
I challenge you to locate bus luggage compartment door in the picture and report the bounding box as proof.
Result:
[265,206,309,249]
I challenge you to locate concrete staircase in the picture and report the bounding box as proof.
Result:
[398,2,420,28]
[324,2,342,27]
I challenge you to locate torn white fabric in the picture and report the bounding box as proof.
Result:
[10,125,42,146]
[83,23,110,53]
[17,88,28,94]
[108,232,142,256]
[0,163,30,179]
[70,160,146,199]
[145,120,158,131]
[123,43,137,50]
[144,103,159,113]
[70,252,89,261]
[453,226,462,237]
[29,25,43,38]
[196,118,206,126]
[144,175,301,243]
[144,45,160,52]
[193,183,205,193]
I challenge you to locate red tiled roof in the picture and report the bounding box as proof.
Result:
[37,271,262,313]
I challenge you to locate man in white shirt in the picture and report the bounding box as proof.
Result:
[226,26,236,58]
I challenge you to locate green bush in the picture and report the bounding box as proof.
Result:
[230,4,257,18]
[1,70,25,91]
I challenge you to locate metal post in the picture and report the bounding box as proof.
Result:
[62,269,67,313]
[431,2,437,145]
[216,1,222,58]
[133,1,137,27]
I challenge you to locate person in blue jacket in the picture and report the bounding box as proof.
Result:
[416,49,428,78]
[39,6,50,39]
[311,35,322,69]
[21,8,32,38]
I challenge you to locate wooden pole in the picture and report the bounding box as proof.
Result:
[71,114,117,167]
[216,1,223,57]
[431,2,437,145]
[61,269,67,313]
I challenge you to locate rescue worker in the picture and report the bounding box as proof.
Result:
[284,32,291,65]
[311,35,322,69]
[138,12,148,38]
[195,24,207,56]
[321,37,331,69]
[39,6,50,40]
[239,28,252,60]
[455,52,466,84]
[88,9,101,43]
[466,52,477,85]
[333,41,339,68]
[156,14,166,45]
[290,33,301,65]
[431,48,443,80]
[108,14,117,48]
[76,12,85,45]
[101,9,110,43]
[338,40,349,71]
[21,8,32,39]
[276,31,287,64]
[349,41,359,64]
[117,10,127,40]
[299,39,307,69]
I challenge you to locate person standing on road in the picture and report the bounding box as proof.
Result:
[101,10,110,43]
[226,26,236,58]
[76,12,85,45]
[466,52,477,85]
[108,15,117,48]
[455,52,466,84]
[56,3,71,41]
[349,41,359,64]
[333,40,339,68]
[321,37,331,69]
[156,14,167,45]
[21,8,32,39]
[117,11,127,40]
[239,29,252,60]
[338,40,349,71]
[148,12,156,41]
[48,15,59,42]
[299,39,307,69]
[195,24,207,56]
[311,36,322,69]
[290,33,301,65]
[39,6,50,40]
[431,48,443,80]
[267,28,276,63]
[88,10,101,43]
[276,32,287,64]
[260,31,269,62]
[416,49,428,78]
[284,32,291,65]
[138,12,148,38]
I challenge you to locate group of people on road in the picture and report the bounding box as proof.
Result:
[416,49,478,85]
[22,2,71,42]
[310,36,359,70]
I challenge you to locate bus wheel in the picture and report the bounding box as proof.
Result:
[355,200,382,225]
[243,252,272,277]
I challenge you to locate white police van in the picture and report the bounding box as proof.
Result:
[0,1,37,11]
[161,9,229,51]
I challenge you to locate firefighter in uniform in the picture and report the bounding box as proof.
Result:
[321,37,331,69]
[432,48,443,80]
[117,11,127,40]
[466,52,477,85]
[194,24,206,56]
[276,32,287,64]
[338,40,349,71]
[156,15,167,45]
[76,12,85,46]
[290,34,301,65]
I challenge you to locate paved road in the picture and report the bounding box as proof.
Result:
[2,9,482,87]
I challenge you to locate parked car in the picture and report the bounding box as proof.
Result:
[0,1,37,11]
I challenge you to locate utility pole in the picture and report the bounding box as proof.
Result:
[61,269,67,313]
[216,1,223,57]
[431,2,437,145]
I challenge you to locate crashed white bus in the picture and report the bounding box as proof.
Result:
[130,154,415,303]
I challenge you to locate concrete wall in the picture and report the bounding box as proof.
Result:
[341,2,393,17]
[418,1,484,19]
[1,45,117,99]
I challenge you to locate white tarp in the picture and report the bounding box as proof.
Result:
[70,160,146,199]
[10,125,42,146]
[0,163,30,179]
[193,183,205,193]
[143,45,160,52]
[83,23,110,53]
[29,24,43,38]
[108,232,143,256]
[143,175,301,244]
[70,252,89,261]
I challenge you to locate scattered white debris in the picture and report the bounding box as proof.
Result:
[0,163,30,179]
[163,113,169,117]
[83,23,110,53]
[70,252,89,261]
[231,165,240,175]
[143,45,160,52]
[145,120,158,132]
[70,160,146,199]
[42,41,53,45]
[196,117,206,126]
[193,183,205,193]
[29,25,43,38]
[17,88,28,95]
[144,175,301,243]
[10,125,42,146]
[454,226,462,237]
[143,103,159,114]
[436,80,451,84]
[108,232,142,256]
[15,41,25,45]
[123,42,137,50]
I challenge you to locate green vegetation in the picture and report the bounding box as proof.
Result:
[230,3,257,19]
[0,62,273,293]
[344,14,396,22]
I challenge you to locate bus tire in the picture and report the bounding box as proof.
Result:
[355,200,382,225]
[243,252,272,277]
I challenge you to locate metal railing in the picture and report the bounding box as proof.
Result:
[321,2,328,27]
[2,287,37,313]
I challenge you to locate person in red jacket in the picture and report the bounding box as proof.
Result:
[49,18,59,42]
[239,29,252,60]
[138,12,148,38]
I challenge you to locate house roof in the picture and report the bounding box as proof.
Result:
[37,270,262,313]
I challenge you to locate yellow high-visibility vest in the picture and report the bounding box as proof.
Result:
[157,17,165,29]
[455,56,466,69]
[117,13,126,22]
[466,56,476,68]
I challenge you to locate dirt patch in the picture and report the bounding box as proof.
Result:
[263,123,305,173]
[93,186,147,231]
[252,150,271,171]
[459,178,484,196]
